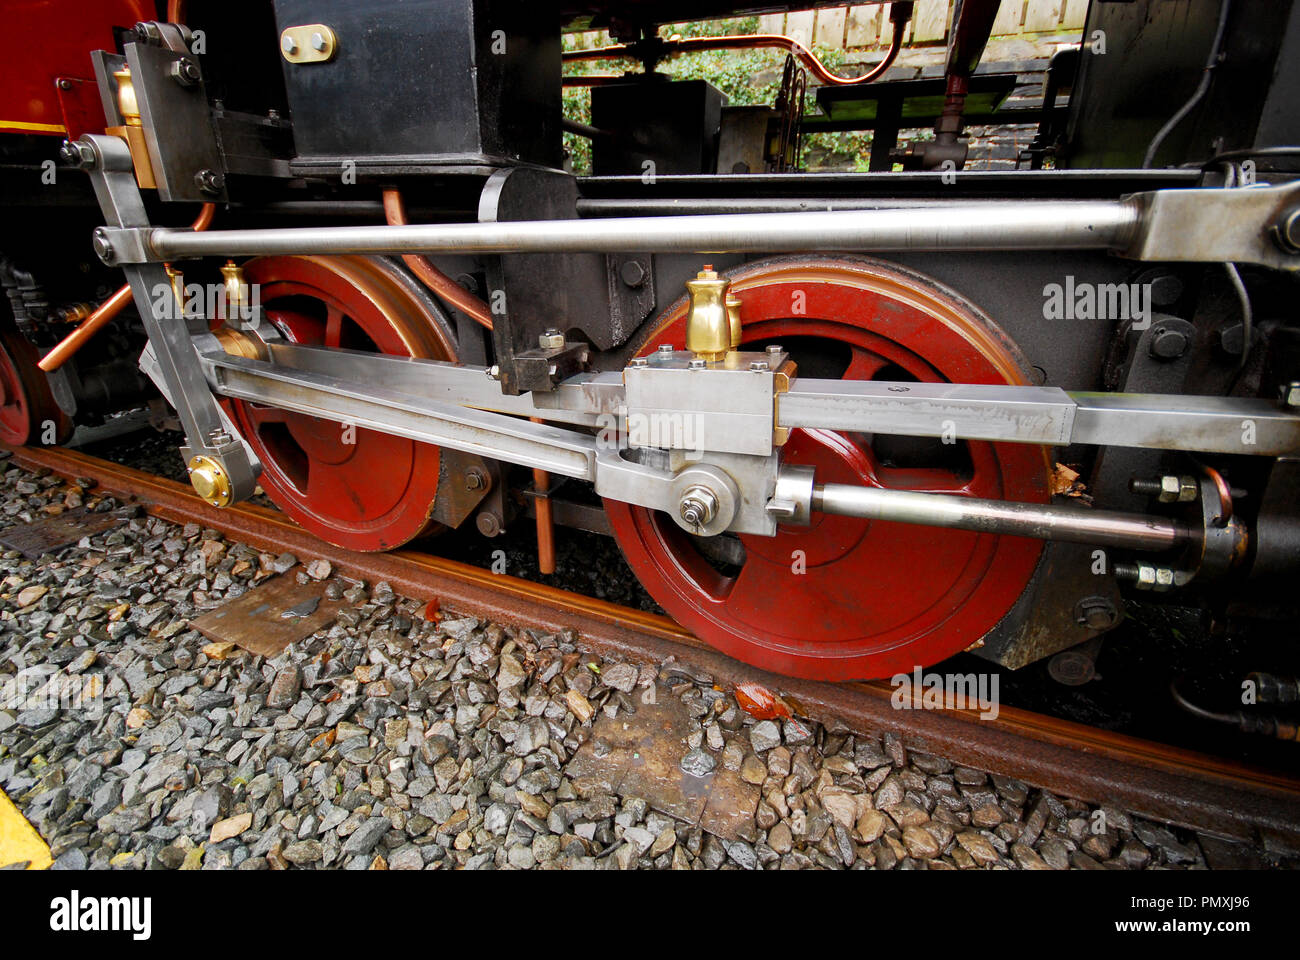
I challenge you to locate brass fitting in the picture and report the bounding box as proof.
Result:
[187,455,233,507]
[220,260,249,320]
[108,67,156,189]
[685,265,731,362]
[725,294,743,350]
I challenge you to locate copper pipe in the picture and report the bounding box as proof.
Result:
[381,189,493,334]
[39,203,215,372]
[166,0,185,22]
[563,28,904,87]
[529,417,556,575]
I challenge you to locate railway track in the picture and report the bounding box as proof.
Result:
[5,441,1300,849]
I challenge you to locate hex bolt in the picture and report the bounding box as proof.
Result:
[485,365,500,380]
[766,344,783,357]
[629,357,648,368]
[678,485,719,530]
[749,360,770,371]
[538,329,564,351]
[194,168,224,195]
[310,31,328,52]
[657,343,674,354]
[620,260,646,288]
[1129,475,1197,503]
[465,468,487,491]
[688,358,706,369]
[170,59,202,87]
[59,139,96,169]
[281,34,299,55]
[1282,381,1300,410]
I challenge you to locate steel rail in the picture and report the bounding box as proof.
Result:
[5,442,1299,846]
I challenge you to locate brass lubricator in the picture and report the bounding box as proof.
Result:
[187,455,234,507]
[220,260,249,318]
[106,67,156,189]
[685,265,732,362]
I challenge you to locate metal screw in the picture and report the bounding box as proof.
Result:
[281,34,298,55]
[465,469,487,491]
[57,78,73,91]
[538,329,564,351]
[678,485,719,530]
[629,357,648,368]
[194,168,224,195]
[688,358,706,369]
[486,365,500,380]
[476,511,502,537]
[749,360,769,371]
[657,343,673,354]
[1282,381,1300,410]
[766,344,783,357]
[310,31,328,52]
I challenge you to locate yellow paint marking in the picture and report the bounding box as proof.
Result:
[0,788,51,870]
[0,120,67,134]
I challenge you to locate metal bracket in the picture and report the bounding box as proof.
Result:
[78,133,259,502]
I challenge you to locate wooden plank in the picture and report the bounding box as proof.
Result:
[1024,0,1066,32]
[846,4,883,47]
[784,10,815,48]
[1061,0,1090,30]
[814,6,849,48]
[912,0,951,43]
[993,0,1027,35]
[757,13,786,35]
[189,572,341,657]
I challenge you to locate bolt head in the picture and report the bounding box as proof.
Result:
[281,34,298,54]
[1275,207,1300,253]
[749,360,769,371]
[766,344,783,356]
[619,260,646,288]
[657,343,673,354]
[486,365,500,380]
[629,357,648,368]
[1158,475,1182,503]
[310,31,328,51]
[1283,382,1300,409]
[538,330,564,351]
[1135,563,1157,589]
[678,485,719,530]
[688,358,706,369]
[92,231,115,264]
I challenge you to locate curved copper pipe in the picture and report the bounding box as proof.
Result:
[39,203,215,372]
[563,28,903,87]
[530,417,556,575]
[166,0,185,23]
[381,189,493,334]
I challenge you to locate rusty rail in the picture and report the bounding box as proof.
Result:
[5,441,1300,846]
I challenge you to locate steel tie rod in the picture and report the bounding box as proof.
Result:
[811,482,1188,552]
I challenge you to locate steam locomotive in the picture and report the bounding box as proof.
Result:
[2,0,1297,681]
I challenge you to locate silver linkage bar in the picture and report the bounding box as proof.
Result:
[84,178,1300,272]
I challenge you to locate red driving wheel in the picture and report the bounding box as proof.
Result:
[224,255,455,551]
[604,256,1051,680]
[0,325,70,447]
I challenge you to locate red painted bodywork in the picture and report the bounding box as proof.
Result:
[1,0,156,135]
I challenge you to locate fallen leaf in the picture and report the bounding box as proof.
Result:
[735,682,792,720]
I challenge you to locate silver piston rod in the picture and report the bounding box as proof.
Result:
[812,482,1188,552]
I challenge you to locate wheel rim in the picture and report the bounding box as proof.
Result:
[0,327,68,447]
[603,256,1051,681]
[0,339,33,445]
[225,255,453,551]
